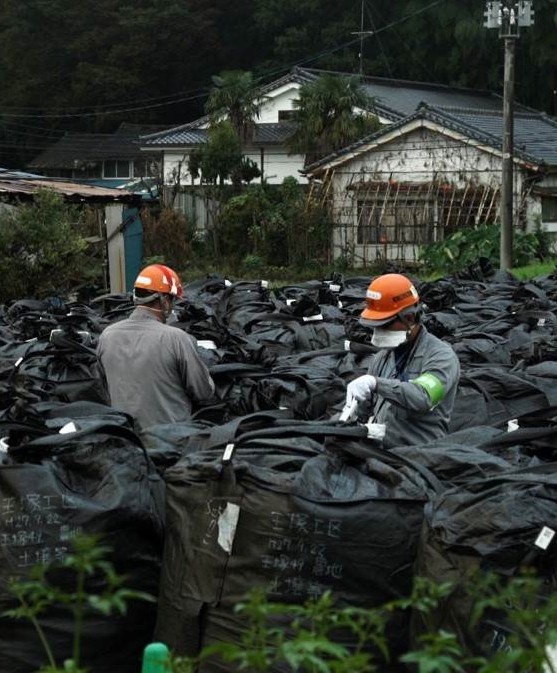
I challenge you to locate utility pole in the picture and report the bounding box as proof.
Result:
[484,1,534,270]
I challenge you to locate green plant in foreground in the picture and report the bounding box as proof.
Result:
[171,573,557,673]
[3,533,155,673]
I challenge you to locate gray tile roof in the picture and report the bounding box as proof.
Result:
[141,122,297,147]
[294,67,534,119]
[143,67,516,148]
[303,103,557,174]
[434,106,557,165]
[29,123,166,168]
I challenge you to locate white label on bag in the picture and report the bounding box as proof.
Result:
[261,280,269,289]
[59,422,77,434]
[302,314,323,322]
[197,340,217,350]
[222,443,235,462]
[286,298,296,306]
[507,419,519,432]
[538,318,546,327]
[535,526,555,550]
[224,279,232,287]
[218,502,240,554]
[337,301,343,308]
[344,340,351,351]
[329,283,341,292]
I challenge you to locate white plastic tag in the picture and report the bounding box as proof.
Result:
[507,419,519,432]
[329,283,341,292]
[302,314,323,322]
[260,280,269,289]
[286,298,296,306]
[535,526,555,550]
[0,437,8,452]
[366,422,386,440]
[222,443,235,462]
[218,502,240,554]
[59,422,77,434]
[224,279,232,287]
[14,357,23,367]
[538,318,546,327]
[337,301,343,308]
[344,340,351,351]
[197,340,217,350]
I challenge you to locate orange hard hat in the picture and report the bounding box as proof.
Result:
[360,273,419,327]
[134,264,183,298]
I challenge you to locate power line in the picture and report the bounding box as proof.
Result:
[0,1,450,121]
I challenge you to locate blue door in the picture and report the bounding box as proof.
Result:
[123,207,143,292]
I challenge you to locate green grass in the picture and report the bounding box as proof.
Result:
[179,259,557,287]
[510,260,556,280]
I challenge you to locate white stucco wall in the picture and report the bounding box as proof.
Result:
[161,148,306,188]
[258,83,301,123]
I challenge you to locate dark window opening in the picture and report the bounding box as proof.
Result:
[104,160,131,178]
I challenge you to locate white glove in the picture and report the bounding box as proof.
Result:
[346,374,377,404]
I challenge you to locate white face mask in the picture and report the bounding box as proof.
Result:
[371,328,409,349]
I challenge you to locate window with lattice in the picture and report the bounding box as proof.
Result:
[542,196,557,222]
[357,199,435,245]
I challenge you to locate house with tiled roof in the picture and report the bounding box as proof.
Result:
[28,123,164,196]
[302,103,557,266]
[139,66,527,230]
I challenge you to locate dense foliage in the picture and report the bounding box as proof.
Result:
[0,190,100,303]
[419,222,554,276]
[2,0,557,167]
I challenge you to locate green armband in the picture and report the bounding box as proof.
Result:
[411,372,445,405]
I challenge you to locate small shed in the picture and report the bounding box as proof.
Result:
[0,172,142,293]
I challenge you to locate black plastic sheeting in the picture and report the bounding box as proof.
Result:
[0,265,557,669]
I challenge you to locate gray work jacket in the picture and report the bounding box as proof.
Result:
[97,308,215,430]
[367,326,460,448]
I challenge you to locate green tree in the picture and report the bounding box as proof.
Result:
[0,190,97,303]
[205,70,265,145]
[287,74,381,165]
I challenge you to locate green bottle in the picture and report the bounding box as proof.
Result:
[141,642,170,673]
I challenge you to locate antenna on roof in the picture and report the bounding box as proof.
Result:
[351,0,374,77]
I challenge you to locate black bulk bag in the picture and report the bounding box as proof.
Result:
[412,448,557,658]
[0,421,165,673]
[154,418,441,670]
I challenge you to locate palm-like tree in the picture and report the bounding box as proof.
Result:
[287,74,381,165]
[205,70,264,146]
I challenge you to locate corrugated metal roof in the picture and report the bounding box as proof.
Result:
[0,177,135,201]
[141,122,296,147]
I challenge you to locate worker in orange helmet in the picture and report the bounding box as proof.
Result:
[345,273,460,448]
[97,264,215,430]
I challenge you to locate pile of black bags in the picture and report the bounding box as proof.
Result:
[0,264,556,670]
